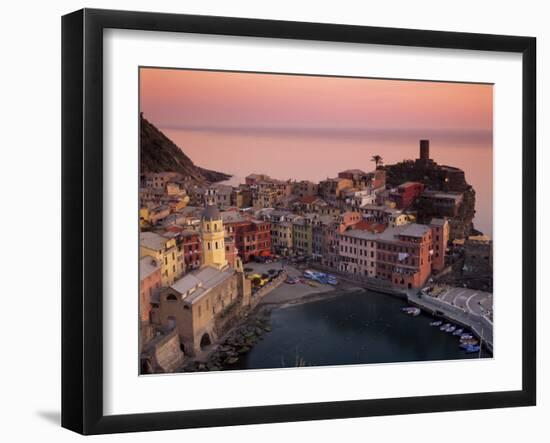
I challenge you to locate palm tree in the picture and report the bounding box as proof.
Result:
[371,154,383,169]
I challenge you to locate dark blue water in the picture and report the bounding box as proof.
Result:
[234,290,490,370]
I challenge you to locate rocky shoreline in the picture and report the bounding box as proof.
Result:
[180,314,273,372]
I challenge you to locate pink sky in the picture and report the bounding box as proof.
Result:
[139,68,493,235]
[139,68,493,133]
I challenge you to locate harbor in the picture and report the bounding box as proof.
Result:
[187,262,492,371]
[231,286,490,371]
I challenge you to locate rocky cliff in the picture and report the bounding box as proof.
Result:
[383,159,477,239]
[140,114,231,184]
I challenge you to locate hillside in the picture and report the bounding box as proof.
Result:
[140,114,231,184]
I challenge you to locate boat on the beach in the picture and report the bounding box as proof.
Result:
[430,320,443,327]
[303,270,336,285]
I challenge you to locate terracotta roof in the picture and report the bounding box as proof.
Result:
[353,220,387,233]
[300,195,319,204]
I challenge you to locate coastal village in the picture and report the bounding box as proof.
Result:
[139,118,493,373]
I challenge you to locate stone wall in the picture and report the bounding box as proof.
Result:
[142,328,185,373]
[249,272,288,309]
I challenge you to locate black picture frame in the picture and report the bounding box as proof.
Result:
[61,8,537,435]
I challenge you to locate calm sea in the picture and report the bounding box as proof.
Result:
[232,290,490,370]
[163,128,493,237]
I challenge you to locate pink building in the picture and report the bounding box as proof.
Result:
[140,256,162,322]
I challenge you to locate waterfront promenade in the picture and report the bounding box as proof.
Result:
[406,289,493,351]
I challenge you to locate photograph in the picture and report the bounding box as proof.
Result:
[138,67,494,374]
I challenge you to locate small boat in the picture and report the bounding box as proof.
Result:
[460,338,479,346]
[430,320,443,327]
[452,328,464,336]
[460,333,473,340]
[440,323,451,331]
[402,307,421,316]
[464,345,481,353]
[447,325,456,333]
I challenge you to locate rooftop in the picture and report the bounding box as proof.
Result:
[202,205,221,220]
[340,169,367,175]
[170,266,234,304]
[299,195,321,204]
[430,217,447,226]
[398,181,423,188]
[343,223,430,242]
[399,224,431,238]
[140,256,160,280]
[140,231,170,250]
[422,190,463,201]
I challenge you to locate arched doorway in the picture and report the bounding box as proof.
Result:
[167,316,176,330]
[200,333,212,350]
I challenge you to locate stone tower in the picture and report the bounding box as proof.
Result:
[419,139,430,161]
[200,205,228,270]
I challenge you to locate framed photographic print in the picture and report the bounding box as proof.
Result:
[61,8,536,435]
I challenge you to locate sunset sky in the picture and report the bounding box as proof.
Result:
[139,68,493,133]
[139,67,493,235]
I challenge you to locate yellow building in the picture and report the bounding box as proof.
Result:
[140,231,184,286]
[200,205,228,270]
[271,220,293,255]
[292,216,313,256]
[139,206,150,228]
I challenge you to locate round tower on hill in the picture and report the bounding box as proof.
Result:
[200,205,228,270]
[419,139,430,161]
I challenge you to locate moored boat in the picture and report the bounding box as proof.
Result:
[464,345,481,353]
[402,307,421,316]
[447,325,456,333]
[452,328,464,336]
[430,320,443,327]
[440,323,451,331]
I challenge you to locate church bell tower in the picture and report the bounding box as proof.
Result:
[200,205,228,270]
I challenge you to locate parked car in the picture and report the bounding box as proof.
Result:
[285,276,299,285]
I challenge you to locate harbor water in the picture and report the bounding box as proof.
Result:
[233,290,491,370]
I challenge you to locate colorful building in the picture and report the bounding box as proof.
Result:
[389,181,425,209]
[338,223,435,289]
[292,215,314,257]
[223,214,272,262]
[139,256,162,323]
[318,177,353,205]
[140,231,184,286]
[180,230,202,271]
